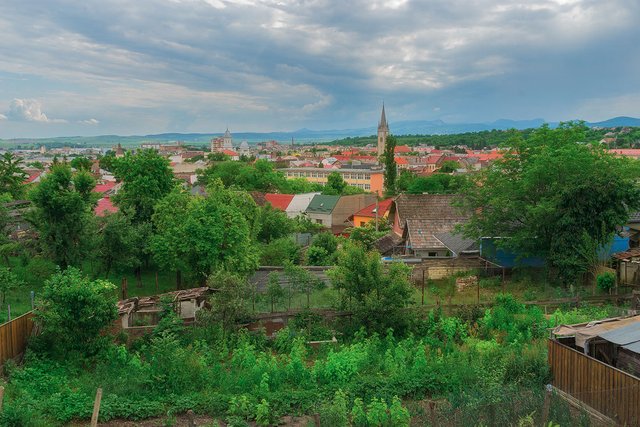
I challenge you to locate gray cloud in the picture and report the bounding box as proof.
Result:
[0,0,638,137]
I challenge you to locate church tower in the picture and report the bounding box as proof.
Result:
[377,103,389,157]
[223,127,233,150]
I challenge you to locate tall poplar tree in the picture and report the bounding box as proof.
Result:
[383,135,398,196]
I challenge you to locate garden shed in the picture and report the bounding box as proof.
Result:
[553,315,640,376]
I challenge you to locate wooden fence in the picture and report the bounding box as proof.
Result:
[0,311,35,366]
[548,338,640,426]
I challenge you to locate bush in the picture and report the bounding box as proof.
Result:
[319,389,348,427]
[35,267,118,357]
[597,272,615,293]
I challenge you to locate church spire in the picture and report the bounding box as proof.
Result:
[378,102,388,129]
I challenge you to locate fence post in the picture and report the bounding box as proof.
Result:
[30,291,35,310]
[90,387,102,427]
[0,385,4,411]
[541,384,552,425]
[6,305,10,322]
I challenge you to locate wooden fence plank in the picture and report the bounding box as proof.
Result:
[0,311,35,366]
[548,339,640,426]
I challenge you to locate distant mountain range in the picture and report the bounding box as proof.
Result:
[3,116,640,147]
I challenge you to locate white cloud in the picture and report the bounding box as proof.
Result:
[6,99,67,123]
[0,114,6,120]
[79,118,100,125]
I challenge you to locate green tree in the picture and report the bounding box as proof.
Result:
[397,169,416,192]
[35,267,117,356]
[383,135,398,196]
[328,244,414,334]
[284,262,323,308]
[460,122,640,283]
[265,272,285,312]
[96,212,148,276]
[260,237,302,266]
[438,160,461,173]
[112,149,175,224]
[29,164,98,268]
[347,219,389,250]
[306,232,338,265]
[208,270,252,336]
[323,172,347,195]
[151,187,259,285]
[256,204,294,243]
[70,156,93,171]
[0,152,27,199]
[0,267,21,304]
[407,174,466,195]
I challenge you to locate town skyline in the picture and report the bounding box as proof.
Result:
[1,0,639,138]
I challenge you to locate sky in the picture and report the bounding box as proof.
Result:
[0,0,639,138]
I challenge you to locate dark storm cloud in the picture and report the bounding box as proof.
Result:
[0,0,638,137]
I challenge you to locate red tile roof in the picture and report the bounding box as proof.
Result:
[426,154,442,164]
[394,145,411,154]
[93,181,116,194]
[95,196,118,217]
[610,149,640,158]
[24,172,41,184]
[394,157,409,165]
[222,149,238,156]
[264,193,295,211]
[352,198,393,219]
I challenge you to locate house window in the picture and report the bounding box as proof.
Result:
[316,219,323,224]
[364,184,370,190]
[428,252,437,257]
[360,221,366,226]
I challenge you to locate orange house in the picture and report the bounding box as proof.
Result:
[349,198,393,227]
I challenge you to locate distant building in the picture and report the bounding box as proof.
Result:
[282,166,384,195]
[211,128,234,152]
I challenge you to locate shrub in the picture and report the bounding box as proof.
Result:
[351,398,367,427]
[597,272,615,293]
[366,397,388,426]
[35,267,118,357]
[388,396,411,427]
[319,389,349,427]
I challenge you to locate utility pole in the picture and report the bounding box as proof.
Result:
[374,199,379,232]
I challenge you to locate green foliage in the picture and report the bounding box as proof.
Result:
[460,122,640,283]
[208,270,253,334]
[0,152,27,199]
[319,389,348,427]
[351,398,368,427]
[388,396,410,427]
[348,219,390,250]
[407,173,466,195]
[306,232,338,265]
[112,149,175,224]
[151,185,258,282]
[28,163,98,268]
[96,212,149,276]
[70,156,92,171]
[438,160,461,173]
[198,159,296,193]
[0,267,21,304]
[255,399,276,426]
[35,267,117,357]
[323,172,347,195]
[597,271,616,293]
[329,244,414,335]
[260,237,302,266]
[255,204,294,243]
[266,272,285,312]
[383,135,398,196]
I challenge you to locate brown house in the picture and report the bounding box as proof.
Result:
[388,194,473,258]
